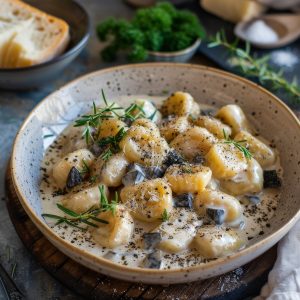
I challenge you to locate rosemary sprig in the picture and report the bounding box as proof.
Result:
[121,103,146,122]
[161,209,170,222]
[74,89,123,144]
[98,127,127,160]
[42,203,108,231]
[222,129,252,160]
[79,159,90,176]
[99,185,118,215]
[208,30,300,103]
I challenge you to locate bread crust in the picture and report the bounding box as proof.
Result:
[0,0,70,68]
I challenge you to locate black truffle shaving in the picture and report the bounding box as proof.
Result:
[263,170,282,188]
[173,193,193,209]
[164,150,185,167]
[143,232,162,249]
[122,163,146,186]
[143,250,162,269]
[206,207,225,225]
[145,166,166,179]
[192,154,205,165]
[66,167,82,189]
[245,195,261,205]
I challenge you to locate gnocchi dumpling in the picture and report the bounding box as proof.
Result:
[170,127,217,160]
[61,184,109,214]
[164,164,212,194]
[91,152,129,187]
[132,118,161,137]
[120,178,173,222]
[215,104,251,135]
[192,115,232,139]
[234,131,276,168]
[206,143,247,179]
[194,189,243,222]
[194,226,244,258]
[120,125,169,166]
[160,91,200,118]
[155,211,202,253]
[91,205,134,248]
[221,158,263,196]
[52,149,95,189]
[98,118,127,139]
[160,116,190,142]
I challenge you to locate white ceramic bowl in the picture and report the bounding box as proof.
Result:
[11,63,300,284]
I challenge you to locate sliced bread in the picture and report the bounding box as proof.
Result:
[0,0,70,68]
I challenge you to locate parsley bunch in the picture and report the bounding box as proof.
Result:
[97,2,205,62]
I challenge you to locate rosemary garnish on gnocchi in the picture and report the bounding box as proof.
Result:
[41,91,281,269]
[42,203,108,231]
[222,129,252,160]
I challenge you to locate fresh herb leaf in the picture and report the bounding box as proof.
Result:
[98,185,118,214]
[98,127,127,160]
[121,103,146,122]
[222,129,252,160]
[74,89,123,144]
[80,159,90,175]
[42,203,108,231]
[208,30,300,103]
[161,209,170,222]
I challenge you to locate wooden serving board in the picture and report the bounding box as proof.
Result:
[5,167,277,300]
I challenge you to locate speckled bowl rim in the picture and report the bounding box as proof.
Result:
[0,0,91,72]
[10,63,300,279]
[148,39,201,57]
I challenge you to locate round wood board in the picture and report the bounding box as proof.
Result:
[5,166,277,300]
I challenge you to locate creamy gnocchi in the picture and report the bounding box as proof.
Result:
[40,91,282,270]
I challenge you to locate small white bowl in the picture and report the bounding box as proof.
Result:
[11,63,300,284]
[147,39,201,62]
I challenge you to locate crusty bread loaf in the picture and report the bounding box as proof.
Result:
[0,0,70,68]
[201,0,266,23]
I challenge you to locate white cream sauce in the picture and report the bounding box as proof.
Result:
[39,95,281,269]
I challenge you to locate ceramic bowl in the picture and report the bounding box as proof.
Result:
[11,63,300,284]
[148,39,201,62]
[0,0,90,90]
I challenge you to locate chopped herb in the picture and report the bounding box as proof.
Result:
[222,129,252,160]
[43,134,55,139]
[99,185,118,214]
[161,209,170,222]
[42,203,108,231]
